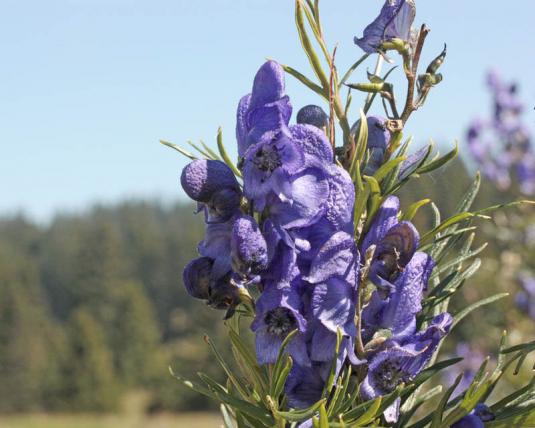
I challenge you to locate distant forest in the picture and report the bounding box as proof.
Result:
[0,159,524,413]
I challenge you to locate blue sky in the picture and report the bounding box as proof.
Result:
[1,0,534,221]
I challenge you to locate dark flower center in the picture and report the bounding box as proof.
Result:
[253,145,282,173]
[264,307,297,336]
[376,247,403,280]
[372,359,407,393]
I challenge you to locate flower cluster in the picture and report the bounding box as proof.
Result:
[183,60,359,408]
[180,60,453,422]
[466,71,535,195]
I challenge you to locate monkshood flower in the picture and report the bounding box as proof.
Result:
[361,313,452,423]
[351,116,391,175]
[236,60,292,157]
[451,404,495,428]
[361,196,424,297]
[181,159,242,222]
[362,251,434,341]
[250,284,310,366]
[515,273,535,320]
[354,0,416,54]
[183,257,241,316]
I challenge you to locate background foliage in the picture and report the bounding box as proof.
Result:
[0,156,531,415]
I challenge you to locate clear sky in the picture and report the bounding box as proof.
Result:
[1,0,534,222]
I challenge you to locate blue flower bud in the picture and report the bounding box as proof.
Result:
[231,215,268,278]
[180,159,239,203]
[296,105,329,129]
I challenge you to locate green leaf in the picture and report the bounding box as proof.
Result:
[349,109,368,178]
[452,293,509,329]
[272,356,293,402]
[217,127,242,178]
[271,329,299,395]
[416,142,458,174]
[455,172,481,214]
[485,407,535,428]
[351,396,381,426]
[318,402,329,427]
[159,139,197,160]
[490,376,535,412]
[430,243,487,279]
[205,335,250,399]
[213,391,274,427]
[220,404,237,428]
[275,398,327,422]
[373,156,407,183]
[339,54,370,87]
[295,0,329,91]
[281,63,325,98]
[322,328,343,397]
[420,212,484,244]
[228,329,268,394]
[188,140,215,159]
[430,373,463,428]
[402,198,431,221]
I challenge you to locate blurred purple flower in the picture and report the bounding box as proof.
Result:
[354,0,416,54]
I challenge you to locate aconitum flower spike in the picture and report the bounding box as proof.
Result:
[351,116,390,175]
[354,0,416,54]
[231,215,268,280]
[181,159,240,203]
[296,104,329,129]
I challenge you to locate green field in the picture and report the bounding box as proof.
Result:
[0,413,222,428]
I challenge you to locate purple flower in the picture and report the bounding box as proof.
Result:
[265,165,330,229]
[183,257,213,300]
[236,61,292,157]
[354,0,416,54]
[362,196,423,297]
[181,159,240,203]
[296,105,329,130]
[290,123,334,165]
[285,363,325,409]
[231,215,268,282]
[516,273,535,319]
[361,313,452,423]
[262,219,300,287]
[251,285,310,366]
[183,257,241,318]
[351,116,391,175]
[363,251,435,341]
[242,130,306,211]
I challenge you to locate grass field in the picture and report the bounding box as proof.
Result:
[0,413,222,428]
